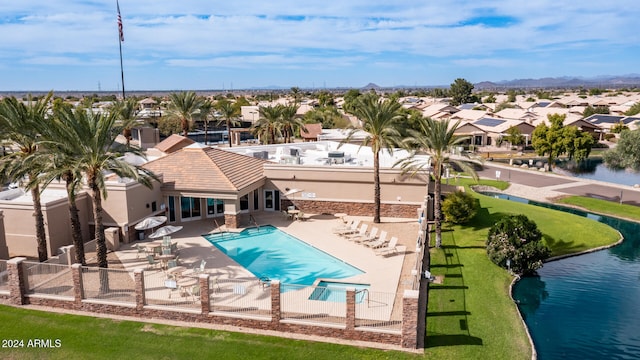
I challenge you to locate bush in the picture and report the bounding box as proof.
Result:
[442,191,478,224]
[486,214,551,275]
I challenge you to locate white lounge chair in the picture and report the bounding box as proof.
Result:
[353,227,379,243]
[332,219,355,233]
[334,220,360,235]
[364,230,387,248]
[374,237,399,256]
[345,223,368,240]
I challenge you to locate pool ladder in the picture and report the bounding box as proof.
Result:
[249,214,260,231]
[213,219,228,236]
[356,288,371,307]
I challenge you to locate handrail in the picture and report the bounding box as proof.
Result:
[213,219,227,236]
[249,214,260,231]
[356,288,370,307]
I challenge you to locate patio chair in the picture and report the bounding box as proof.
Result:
[334,220,360,235]
[282,210,293,220]
[146,255,159,270]
[193,259,206,274]
[374,236,399,256]
[345,223,369,240]
[364,230,388,248]
[353,227,379,243]
[134,244,147,259]
[188,284,201,301]
[332,219,354,233]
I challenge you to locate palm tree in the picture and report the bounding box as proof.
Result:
[199,99,215,145]
[0,93,52,261]
[166,91,203,137]
[396,117,477,248]
[280,104,304,143]
[345,94,404,223]
[111,98,140,147]
[216,99,240,147]
[253,105,283,144]
[52,109,158,269]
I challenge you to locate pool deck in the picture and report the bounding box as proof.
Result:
[115,212,417,301]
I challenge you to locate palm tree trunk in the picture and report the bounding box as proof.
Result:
[91,181,110,292]
[31,184,48,262]
[434,163,443,248]
[204,120,209,145]
[227,119,232,147]
[373,150,381,223]
[66,175,85,265]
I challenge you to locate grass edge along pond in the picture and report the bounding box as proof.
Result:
[425,179,620,360]
[557,195,640,223]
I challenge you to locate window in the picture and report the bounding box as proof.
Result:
[180,196,201,220]
[151,201,157,212]
[168,197,176,222]
[240,194,249,211]
[206,198,225,217]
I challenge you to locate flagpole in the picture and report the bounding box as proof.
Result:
[117,0,126,99]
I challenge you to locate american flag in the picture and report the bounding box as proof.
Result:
[117,1,124,42]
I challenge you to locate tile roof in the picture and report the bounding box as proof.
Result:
[154,134,195,154]
[301,123,323,139]
[142,146,267,193]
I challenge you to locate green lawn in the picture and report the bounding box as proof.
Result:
[425,182,620,359]
[0,305,420,360]
[556,195,640,222]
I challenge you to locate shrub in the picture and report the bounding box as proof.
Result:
[486,214,551,275]
[442,191,478,224]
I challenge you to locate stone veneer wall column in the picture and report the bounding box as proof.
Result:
[270,280,281,325]
[294,200,420,219]
[199,274,210,315]
[71,264,83,306]
[134,269,145,311]
[401,289,420,349]
[224,213,240,229]
[7,257,26,305]
[345,288,356,330]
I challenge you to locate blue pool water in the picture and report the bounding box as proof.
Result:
[480,191,640,359]
[204,225,363,285]
[308,281,370,303]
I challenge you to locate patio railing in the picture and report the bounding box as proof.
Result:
[280,283,346,326]
[210,278,271,316]
[22,261,74,298]
[81,266,136,304]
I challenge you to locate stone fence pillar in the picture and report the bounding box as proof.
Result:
[270,280,281,325]
[71,264,83,306]
[401,289,420,349]
[7,257,26,305]
[346,288,356,330]
[134,269,145,311]
[199,274,210,315]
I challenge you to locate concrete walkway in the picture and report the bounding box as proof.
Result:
[478,162,640,205]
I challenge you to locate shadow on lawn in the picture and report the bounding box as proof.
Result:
[426,234,484,347]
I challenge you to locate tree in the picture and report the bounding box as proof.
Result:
[583,105,609,117]
[602,129,640,170]
[57,110,158,270]
[449,78,474,106]
[486,214,550,275]
[280,104,304,143]
[610,121,629,134]
[341,89,362,113]
[0,93,52,261]
[504,126,525,149]
[111,98,140,147]
[303,106,348,128]
[396,117,477,247]
[199,99,215,145]
[166,91,204,137]
[216,99,240,147]
[290,87,301,105]
[532,114,594,169]
[506,89,517,102]
[345,94,404,223]
[441,191,478,224]
[624,102,640,116]
[253,105,283,144]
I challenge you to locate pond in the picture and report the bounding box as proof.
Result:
[555,158,640,187]
[483,192,640,359]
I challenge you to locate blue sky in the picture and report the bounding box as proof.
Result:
[1,1,640,91]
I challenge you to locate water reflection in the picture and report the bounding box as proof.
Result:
[485,192,640,359]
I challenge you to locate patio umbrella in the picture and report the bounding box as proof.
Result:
[149,225,183,239]
[134,216,167,231]
[283,188,304,209]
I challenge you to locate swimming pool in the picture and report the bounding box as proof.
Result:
[204,225,364,285]
[309,281,370,303]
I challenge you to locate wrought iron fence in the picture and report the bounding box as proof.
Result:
[81,266,136,304]
[210,278,271,316]
[355,290,402,330]
[22,261,74,298]
[143,270,200,310]
[280,283,346,326]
